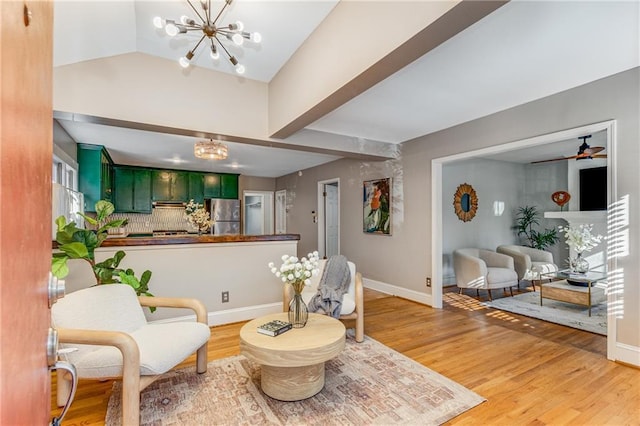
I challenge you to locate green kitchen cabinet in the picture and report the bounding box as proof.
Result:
[220,174,239,199]
[77,144,114,212]
[152,170,188,201]
[203,173,238,199]
[203,174,221,198]
[188,172,205,204]
[114,167,152,213]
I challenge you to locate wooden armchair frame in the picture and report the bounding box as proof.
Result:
[283,272,364,342]
[56,296,209,426]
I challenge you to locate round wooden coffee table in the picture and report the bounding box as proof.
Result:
[239,312,345,401]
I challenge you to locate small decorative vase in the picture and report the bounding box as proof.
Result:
[288,290,308,328]
[573,252,589,274]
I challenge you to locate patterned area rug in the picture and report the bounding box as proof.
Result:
[106,336,484,425]
[483,288,607,335]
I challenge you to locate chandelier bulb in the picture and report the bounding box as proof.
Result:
[231,33,244,46]
[250,32,262,43]
[180,15,189,25]
[152,16,164,29]
[179,57,190,68]
[210,46,219,60]
[235,21,244,32]
[165,23,179,37]
[235,64,245,75]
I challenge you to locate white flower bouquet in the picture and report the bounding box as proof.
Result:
[559,223,603,253]
[268,251,320,293]
[184,199,213,233]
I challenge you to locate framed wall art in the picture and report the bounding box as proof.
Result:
[363,178,391,235]
[453,183,478,222]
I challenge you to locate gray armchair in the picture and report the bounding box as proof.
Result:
[453,248,518,300]
[496,245,558,291]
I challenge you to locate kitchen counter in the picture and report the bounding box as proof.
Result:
[54,233,300,248]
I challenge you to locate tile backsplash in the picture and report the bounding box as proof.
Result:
[107,207,198,234]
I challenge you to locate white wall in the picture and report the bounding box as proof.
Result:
[442,159,523,284]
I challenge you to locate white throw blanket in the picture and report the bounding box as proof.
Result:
[307,255,351,318]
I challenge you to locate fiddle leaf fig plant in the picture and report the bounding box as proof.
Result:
[52,200,154,307]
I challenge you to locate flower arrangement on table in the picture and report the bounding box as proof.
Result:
[558,223,603,273]
[184,199,213,234]
[268,251,320,294]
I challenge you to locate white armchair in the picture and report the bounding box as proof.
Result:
[283,259,364,342]
[51,284,211,426]
[496,245,558,291]
[453,248,518,300]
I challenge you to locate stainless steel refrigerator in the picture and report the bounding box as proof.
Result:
[208,198,241,235]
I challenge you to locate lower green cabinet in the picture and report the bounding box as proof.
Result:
[114,167,152,213]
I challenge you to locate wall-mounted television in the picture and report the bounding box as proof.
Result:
[579,166,607,211]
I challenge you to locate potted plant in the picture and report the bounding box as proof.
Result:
[514,205,559,251]
[51,200,154,301]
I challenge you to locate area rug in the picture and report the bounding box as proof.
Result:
[105,336,484,425]
[483,290,607,335]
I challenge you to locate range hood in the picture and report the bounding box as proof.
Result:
[152,201,187,208]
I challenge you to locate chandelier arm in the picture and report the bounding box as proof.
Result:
[215,36,235,61]
[211,0,230,26]
[186,0,207,25]
[189,34,208,56]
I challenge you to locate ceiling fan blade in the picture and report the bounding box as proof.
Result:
[531,155,578,164]
[584,146,605,155]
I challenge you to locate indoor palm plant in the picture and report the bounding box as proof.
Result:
[514,205,559,251]
[51,200,154,300]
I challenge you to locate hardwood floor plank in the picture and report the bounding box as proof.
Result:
[52,288,639,425]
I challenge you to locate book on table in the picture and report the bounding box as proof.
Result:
[257,319,292,336]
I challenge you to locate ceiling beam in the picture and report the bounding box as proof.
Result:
[53,111,394,162]
[270,0,509,139]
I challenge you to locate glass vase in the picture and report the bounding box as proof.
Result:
[288,292,308,328]
[572,252,590,274]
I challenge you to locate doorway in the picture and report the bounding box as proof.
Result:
[275,189,287,234]
[243,191,274,235]
[431,120,618,359]
[317,178,340,259]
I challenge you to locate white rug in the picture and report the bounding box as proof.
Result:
[483,289,607,335]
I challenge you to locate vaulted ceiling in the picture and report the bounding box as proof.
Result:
[53,1,639,177]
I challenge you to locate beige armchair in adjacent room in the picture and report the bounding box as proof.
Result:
[283,259,364,342]
[51,284,211,426]
[496,245,558,291]
[453,248,519,300]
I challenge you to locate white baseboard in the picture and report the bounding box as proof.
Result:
[148,302,283,326]
[363,277,432,306]
[614,342,640,367]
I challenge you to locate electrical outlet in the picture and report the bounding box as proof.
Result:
[222,291,229,303]
[426,277,431,287]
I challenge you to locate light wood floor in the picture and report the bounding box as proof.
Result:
[52,288,640,425]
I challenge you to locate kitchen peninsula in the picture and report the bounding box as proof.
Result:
[58,234,300,325]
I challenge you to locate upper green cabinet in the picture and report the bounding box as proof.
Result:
[114,167,152,213]
[77,144,114,212]
[188,172,205,204]
[151,170,188,202]
[220,173,239,199]
[204,173,238,199]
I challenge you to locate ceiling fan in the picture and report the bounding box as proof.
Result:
[531,135,607,164]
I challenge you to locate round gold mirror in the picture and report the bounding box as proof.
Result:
[453,183,478,222]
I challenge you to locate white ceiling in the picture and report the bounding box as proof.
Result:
[53,1,639,177]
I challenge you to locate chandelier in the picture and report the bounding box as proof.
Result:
[153,0,262,74]
[194,140,228,160]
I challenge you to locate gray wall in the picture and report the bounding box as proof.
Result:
[278,67,640,350]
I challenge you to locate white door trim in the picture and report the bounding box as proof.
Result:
[317,178,340,258]
[431,120,618,361]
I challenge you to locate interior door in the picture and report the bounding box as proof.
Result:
[324,183,340,257]
[1,0,54,423]
[275,190,287,234]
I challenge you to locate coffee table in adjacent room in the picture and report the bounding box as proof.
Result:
[539,270,607,316]
[239,312,345,401]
